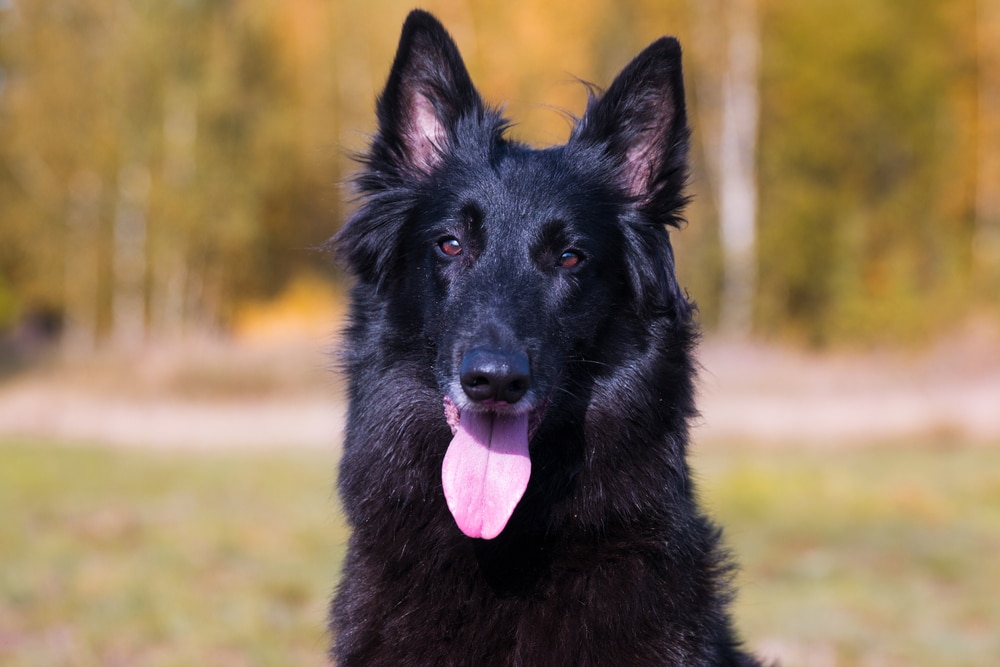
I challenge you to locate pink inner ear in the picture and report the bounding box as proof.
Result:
[619,97,675,202]
[623,141,656,199]
[406,91,447,173]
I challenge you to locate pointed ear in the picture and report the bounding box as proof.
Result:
[572,37,689,220]
[374,10,483,176]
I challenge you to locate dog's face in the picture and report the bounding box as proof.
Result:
[415,149,627,540]
[416,149,624,420]
[336,11,690,539]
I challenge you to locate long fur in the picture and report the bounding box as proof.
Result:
[329,10,761,665]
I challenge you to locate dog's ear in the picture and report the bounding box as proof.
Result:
[572,39,691,317]
[332,12,483,287]
[374,10,483,176]
[572,38,689,223]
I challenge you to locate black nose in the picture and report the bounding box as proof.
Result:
[460,348,530,405]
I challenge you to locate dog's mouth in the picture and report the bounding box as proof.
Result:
[441,396,537,540]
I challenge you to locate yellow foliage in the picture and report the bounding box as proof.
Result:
[232,275,345,345]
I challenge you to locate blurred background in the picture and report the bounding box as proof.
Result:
[1,1,998,666]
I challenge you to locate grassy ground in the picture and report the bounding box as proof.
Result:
[694,444,1000,666]
[1,440,997,666]
[0,442,346,667]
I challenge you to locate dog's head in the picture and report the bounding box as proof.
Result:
[335,10,690,539]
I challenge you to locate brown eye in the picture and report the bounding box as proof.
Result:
[439,237,463,257]
[558,250,581,269]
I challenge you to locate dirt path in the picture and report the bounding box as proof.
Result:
[0,338,997,449]
[694,340,1000,445]
[0,341,345,450]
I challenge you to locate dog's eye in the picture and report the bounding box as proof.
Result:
[557,250,582,269]
[438,237,463,257]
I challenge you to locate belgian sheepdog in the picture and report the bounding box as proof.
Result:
[330,10,760,666]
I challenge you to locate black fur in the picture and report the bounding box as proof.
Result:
[329,10,760,666]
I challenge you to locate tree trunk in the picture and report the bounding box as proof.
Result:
[975,0,1000,289]
[111,163,150,350]
[717,0,760,337]
[690,0,760,337]
[63,171,102,356]
[151,84,198,342]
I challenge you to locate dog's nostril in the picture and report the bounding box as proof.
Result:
[501,378,528,404]
[460,348,530,404]
[461,372,496,402]
[506,377,526,394]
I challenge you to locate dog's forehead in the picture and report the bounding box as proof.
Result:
[458,146,594,224]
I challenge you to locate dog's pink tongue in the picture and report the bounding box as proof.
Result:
[441,410,531,540]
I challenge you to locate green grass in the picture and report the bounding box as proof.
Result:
[2,440,998,666]
[0,442,347,667]
[694,444,1000,666]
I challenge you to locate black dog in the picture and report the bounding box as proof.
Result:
[330,10,760,666]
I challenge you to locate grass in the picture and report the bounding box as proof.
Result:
[2,440,998,666]
[694,444,1000,666]
[0,442,347,667]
